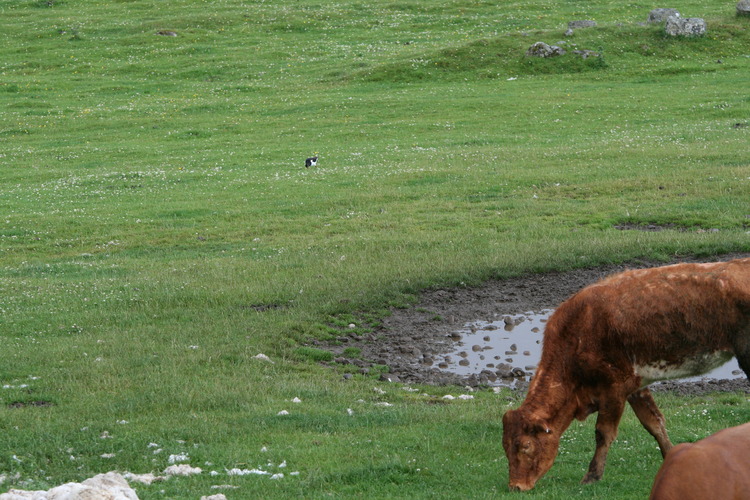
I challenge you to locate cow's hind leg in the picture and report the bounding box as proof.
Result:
[581,398,627,484]
[627,389,673,458]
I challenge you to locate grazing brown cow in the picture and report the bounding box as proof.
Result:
[649,422,750,500]
[502,258,750,491]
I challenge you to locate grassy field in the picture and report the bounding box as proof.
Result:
[1,0,749,497]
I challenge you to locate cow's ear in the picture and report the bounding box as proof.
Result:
[529,414,552,435]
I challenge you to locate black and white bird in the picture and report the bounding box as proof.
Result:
[305,156,318,168]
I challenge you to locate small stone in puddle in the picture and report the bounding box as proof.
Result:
[496,363,513,377]
[483,336,490,341]
[510,344,517,351]
[523,351,531,356]
[505,351,516,355]
[459,359,470,366]
[438,362,448,369]
[472,345,482,352]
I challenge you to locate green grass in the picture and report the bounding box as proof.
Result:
[1,0,749,497]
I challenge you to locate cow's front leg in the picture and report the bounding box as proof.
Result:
[581,400,626,484]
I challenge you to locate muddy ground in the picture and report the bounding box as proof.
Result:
[317,253,750,396]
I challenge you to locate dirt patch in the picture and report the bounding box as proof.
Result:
[317,253,750,395]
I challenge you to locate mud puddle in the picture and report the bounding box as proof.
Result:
[320,253,750,395]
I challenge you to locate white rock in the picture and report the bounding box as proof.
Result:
[226,468,268,476]
[252,353,274,363]
[168,453,189,464]
[122,473,165,485]
[163,464,202,476]
[0,472,139,500]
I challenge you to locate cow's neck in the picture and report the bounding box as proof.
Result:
[522,364,586,433]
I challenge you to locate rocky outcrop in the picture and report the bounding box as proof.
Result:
[738,0,750,16]
[526,42,566,58]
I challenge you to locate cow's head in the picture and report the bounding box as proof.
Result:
[502,409,560,491]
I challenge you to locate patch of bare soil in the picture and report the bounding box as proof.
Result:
[318,253,750,396]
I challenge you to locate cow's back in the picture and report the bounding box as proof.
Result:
[649,422,750,500]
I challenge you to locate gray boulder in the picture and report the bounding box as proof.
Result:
[665,16,706,37]
[573,50,600,59]
[738,0,750,16]
[526,41,566,58]
[568,20,597,29]
[648,8,680,23]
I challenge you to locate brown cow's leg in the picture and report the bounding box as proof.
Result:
[627,389,673,458]
[581,399,626,484]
